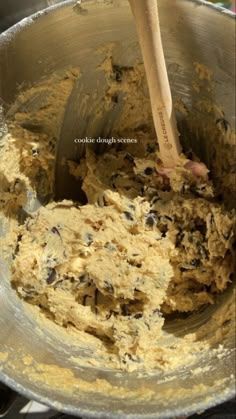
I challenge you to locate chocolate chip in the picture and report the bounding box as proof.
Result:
[51,226,60,236]
[144,167,153,176]
[146,210,159,227]
[123,211,134,221]
[194,219,207,236]
[110,173,119,188]
[32,148,39,157]
[127,260,142,268]
[146,216,155,227]
[79,273,88,283]
[104,281,114,294]
[13,234,22,258]
[140,187,145,197]
[46,268,56,285]
[103,196,108,206]
[110,174,119,188]
[153,309,163,317]
[106,311,113,320]
[48,139,56,152]
[159,222,168,236]
[144,322,151,330]
[121,304,130,316]
[134,313,142,319]
[124,352,137,361]
[116,70,122,82]
[112,65,123,83]
[175,231,184,247]
[216,118,231,132]
[23,287,36,299]
[13,178,24,195]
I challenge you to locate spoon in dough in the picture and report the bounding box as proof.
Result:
[129,0,182,168]
[129,0,209,179]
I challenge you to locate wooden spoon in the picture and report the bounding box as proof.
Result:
[129,0,182,167]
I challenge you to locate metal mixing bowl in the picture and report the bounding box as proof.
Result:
[0,0,63,32]
[0,1,235,418]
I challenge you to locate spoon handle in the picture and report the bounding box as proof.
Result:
[129,0,181,167]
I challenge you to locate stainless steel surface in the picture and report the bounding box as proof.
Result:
[0,0,64,32]
[0,1,235,418]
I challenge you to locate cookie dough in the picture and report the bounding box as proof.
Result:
[8,139,235,371]
[0,64,235,372]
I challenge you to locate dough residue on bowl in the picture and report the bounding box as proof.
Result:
[0,63,235,372]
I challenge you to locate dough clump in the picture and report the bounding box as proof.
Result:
[9,141,236,370]
[0,68,235,371]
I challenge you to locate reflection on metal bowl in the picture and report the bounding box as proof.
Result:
[0,0,63,32]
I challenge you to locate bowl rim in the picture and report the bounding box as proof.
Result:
[0,368,235,419]
[0,0,235,47]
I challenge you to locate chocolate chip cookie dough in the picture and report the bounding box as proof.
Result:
[0,64,235,372]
